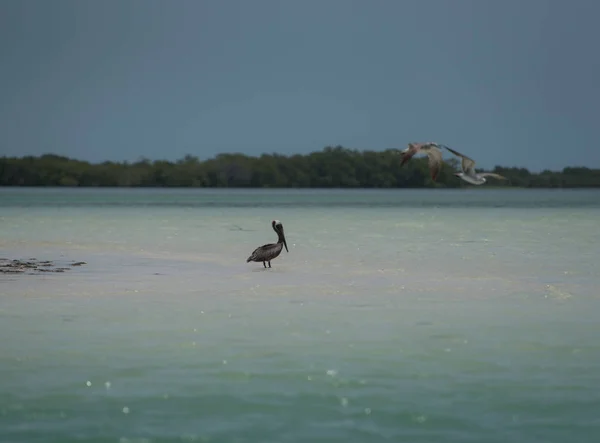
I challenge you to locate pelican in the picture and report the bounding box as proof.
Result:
[442,145,508,185]
[246,220,288,268]
[399,142,444,181]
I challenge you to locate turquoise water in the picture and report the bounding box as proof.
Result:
[1,188,599,442]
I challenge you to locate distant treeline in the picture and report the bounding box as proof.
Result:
[1,147,599,188]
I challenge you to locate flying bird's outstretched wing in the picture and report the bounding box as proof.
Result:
[442,145,477,175]
[423,144,443,181]
[399,143,421,167]
[400,142,443,181]
[479,172,508,180]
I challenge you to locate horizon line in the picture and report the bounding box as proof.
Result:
[1,148,596,174]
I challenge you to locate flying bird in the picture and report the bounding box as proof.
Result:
[246,220,289,268]
[442,145,508,185]
[399,142,444,181]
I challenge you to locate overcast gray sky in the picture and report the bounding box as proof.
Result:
[1,0,598,171]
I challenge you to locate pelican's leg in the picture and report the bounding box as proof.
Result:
[263,261,266,268]
[268,261,271,268]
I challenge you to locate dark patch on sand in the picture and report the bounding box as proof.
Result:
[0,258,87,275]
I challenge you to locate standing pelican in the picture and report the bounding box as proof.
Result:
[399,142,444,181]
[246,220,288,268]
[442,145,508,185]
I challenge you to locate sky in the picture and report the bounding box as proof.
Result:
[1,0,599,171]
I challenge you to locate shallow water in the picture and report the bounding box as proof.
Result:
[1,188,599,442]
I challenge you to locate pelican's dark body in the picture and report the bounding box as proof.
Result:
[246,220,288,268]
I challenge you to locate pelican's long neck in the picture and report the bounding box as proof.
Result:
[276,230,285,244]
[273,225,284,243]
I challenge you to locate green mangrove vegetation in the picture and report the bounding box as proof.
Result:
[1,146,599,188]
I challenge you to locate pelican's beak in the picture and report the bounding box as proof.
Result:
[280,226,288,252]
